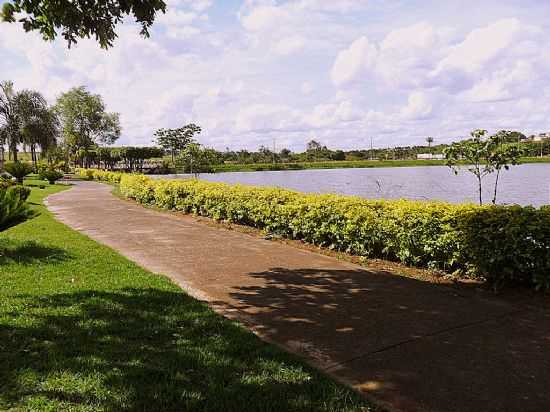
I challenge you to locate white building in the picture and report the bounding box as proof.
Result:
[533,133,550,142]
[417,153,445,160]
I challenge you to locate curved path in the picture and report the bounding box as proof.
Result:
[46,181,550,412]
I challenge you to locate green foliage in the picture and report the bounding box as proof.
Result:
[0,184,370,411]
[96,146,164,171]
[39,168,64,184]
[445,130,524,205]
[4,161,34,184]
[0,0,167,49]
[81,172,548,291]
[177,143,221,175]
[0,185,34,230]
[75,168,122,183]
[154,123,201,162]
[55,86,121,158]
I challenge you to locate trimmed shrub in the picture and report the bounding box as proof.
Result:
[0,185,34,230]
[4,161,34,184]
[75,168,122,183]
[39,169,64,184]
[87,170,550,290]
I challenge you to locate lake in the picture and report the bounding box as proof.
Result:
[155,163,550,207]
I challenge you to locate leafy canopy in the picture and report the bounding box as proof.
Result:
[444,129,523,205]
[55,86,120,153]
[154,123,201,161]
[1,0,166,49]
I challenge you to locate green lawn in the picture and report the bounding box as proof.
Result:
[0,182,375,411]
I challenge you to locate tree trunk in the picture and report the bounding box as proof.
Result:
[477,176,483,206]
[492,169,501,205]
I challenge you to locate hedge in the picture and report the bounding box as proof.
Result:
[76,169,550,291]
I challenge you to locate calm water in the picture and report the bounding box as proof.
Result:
[155,164,550,207]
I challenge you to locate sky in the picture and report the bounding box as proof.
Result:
[2,0,550,151]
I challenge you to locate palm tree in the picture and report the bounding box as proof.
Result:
[426,136,434,148]
[0,81,58,166]
[16,90,58,168]
[0,81,20,161]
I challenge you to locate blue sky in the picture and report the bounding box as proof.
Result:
[2,0,550,150]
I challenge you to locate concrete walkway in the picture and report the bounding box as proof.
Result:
[46,181,550,412]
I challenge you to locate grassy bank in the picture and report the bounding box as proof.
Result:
[0,182,374,411]
[211,157,550,173]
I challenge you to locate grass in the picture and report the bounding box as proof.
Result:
[0,181,374,411]
[211,157,550,173]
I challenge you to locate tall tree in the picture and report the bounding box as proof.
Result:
[15,90,59,168]
[55,86,120,166]
[1,0,166,49]
[426,136,434,148]
[0,81,58,164]
[0,81,19,161]
[154,123,201,163]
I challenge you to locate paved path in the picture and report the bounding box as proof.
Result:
[46,181,550,412]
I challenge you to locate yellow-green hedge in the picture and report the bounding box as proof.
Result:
[78,169,550,290]
[76,168,122,183]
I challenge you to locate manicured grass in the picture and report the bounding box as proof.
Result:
[211,157,550,173]
[0,182,374,411]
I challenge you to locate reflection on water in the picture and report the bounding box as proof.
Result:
[155,163,550,207]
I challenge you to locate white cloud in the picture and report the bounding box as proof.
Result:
[3,2,550,150]
[273,35,305,56]
[401,91,433,120]
[331,36,377,86]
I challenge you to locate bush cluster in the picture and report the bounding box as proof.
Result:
[4,161,34,184]
[80,169,550,291]
[76,168,122,183]
[0,185,33,230]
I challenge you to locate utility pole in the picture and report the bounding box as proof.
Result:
[370,137,374,160]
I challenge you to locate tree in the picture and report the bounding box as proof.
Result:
[0,81,19,161]
[177,143,219,176]
[1,0,167,49]
[0,81,58,164]
[426,136,434,148]
[55,86,120,166]
[306,140,322,152]
[154,123,201,163]
[14,90,59,168]
[444,129,523,205]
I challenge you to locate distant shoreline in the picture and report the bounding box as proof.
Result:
[210,157,550,173]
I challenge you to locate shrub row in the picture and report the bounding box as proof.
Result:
[78,169,550,291]
[76,168,122,183]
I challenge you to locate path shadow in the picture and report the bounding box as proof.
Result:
[216,267,550,412]
[0,239,70,265]
[0,287,367,412]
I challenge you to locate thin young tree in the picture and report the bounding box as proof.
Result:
[444,129,523,205]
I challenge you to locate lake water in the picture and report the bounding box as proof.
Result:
[155,163,550,207]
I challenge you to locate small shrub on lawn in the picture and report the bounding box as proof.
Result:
[39,169,64,184]
[0,185,34,230]
[4,161,34,184]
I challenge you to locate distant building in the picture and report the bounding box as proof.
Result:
[417,153,445,160]
[534,133,550,142]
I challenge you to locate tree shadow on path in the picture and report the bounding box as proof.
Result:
[218,267,550,412]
